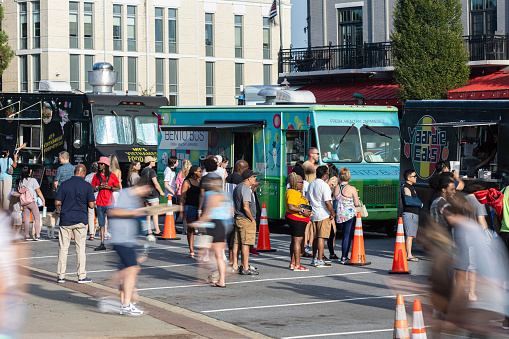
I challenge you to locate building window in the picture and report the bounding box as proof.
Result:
[70,55,80,90]
[168,59,178,106]
[235,15,243,58]
[338,7,363,46]
[84,3,94,49]
[128,57,137,92]
[85,55,94,91]
[155,58,164,95]
[20,3,27,50]
[113,56,123,91]
[69,2,79,48]
[235,63,243,96]
[33,54,41,91]
[471,0,497,35]
[113,5,122,51]
[168,9,177,53]
[32,2,40,49]
[155,8,164,53]
[205,13,214,57]
[206,62,214,105]
[263,17,270,59]
[20,55,27,92]
[263,64,271,86]
[127,6,136,51]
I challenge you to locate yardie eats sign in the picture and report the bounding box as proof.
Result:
[404,115,449,179]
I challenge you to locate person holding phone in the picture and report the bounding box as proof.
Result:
[0,144,23,210]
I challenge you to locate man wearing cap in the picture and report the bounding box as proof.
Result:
[232,169,260,275]
[91,156,120,250]
[53,151,75,224]
[141,156,164,235]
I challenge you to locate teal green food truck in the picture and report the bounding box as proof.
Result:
[157,104,400,232]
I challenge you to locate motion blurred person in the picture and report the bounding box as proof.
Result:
[285,172,311,271]
[401,169,422,261]
[191,174,233,287]
[430,176,456,233]
[307,165,335,267]
[0,146,21,210]
[106,179,152,316]
[55,165,95,284]
[181,165,202,258]
[333,167,360,264]
[140,156,164,235]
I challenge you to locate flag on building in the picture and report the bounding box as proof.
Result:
[268,0,277,22]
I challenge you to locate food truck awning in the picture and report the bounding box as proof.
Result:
[160,120,266,131]
[416,120,499,127]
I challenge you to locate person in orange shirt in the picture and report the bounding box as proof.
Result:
[285,172,312,271]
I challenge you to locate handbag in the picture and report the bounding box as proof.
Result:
[355,201,368,218]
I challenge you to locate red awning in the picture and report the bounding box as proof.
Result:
[297,79,401,108]
[448,71,509,100]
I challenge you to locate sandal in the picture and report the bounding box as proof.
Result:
[407,257,419,262]
[289,264,295,270]
[211,282,226,288]
[240,268,259,275]
[88,236,94,241]
[189,252,195,258]
[329,254,340,260]
[294,265,309,271]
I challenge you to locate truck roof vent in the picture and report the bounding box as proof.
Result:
[37,81,74,93]
[276,90,316,104]
[88,62,118,94]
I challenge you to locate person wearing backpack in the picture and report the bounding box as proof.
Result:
[401,169,422,262]
[18,166,45,240]
[91,156,120,251]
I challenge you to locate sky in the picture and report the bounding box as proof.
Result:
[291,0,308,49]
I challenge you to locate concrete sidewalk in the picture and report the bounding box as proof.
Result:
[24,267,270,339]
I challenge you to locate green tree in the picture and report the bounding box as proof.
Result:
[391,0,470,102]
[0,5,14,77]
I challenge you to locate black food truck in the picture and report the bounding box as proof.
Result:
[0,62,168,205]
[400,100,507,205]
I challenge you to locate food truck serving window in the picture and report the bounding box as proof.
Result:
[93,115,133,145]
[360,126,400,163]
[135,116,157,145]
[318,126,361,163]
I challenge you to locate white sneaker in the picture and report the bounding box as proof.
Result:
[120,302,144,316]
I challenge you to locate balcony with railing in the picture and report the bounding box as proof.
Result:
[279,35,509,75]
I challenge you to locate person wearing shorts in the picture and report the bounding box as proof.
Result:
[285,173,311,271]
[181,165,202,258]
[401,169,421,261]
[232,169,259,275]
[306,165,335,268]
[140,156,164,235]
[91,156,120,251]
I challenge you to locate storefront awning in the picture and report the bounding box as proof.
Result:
[416,120,499,127]
[448,71,509,100]
[160,120,266,131]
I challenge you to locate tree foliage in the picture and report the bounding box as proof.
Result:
[0,6,14,78]
[391,0,470,102]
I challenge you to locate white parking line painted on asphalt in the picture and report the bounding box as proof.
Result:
[67,262,198,275]
[202,293,425,313]
[281,328,394,338]
[138,271,374,291]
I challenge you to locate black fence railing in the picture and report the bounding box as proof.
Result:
[279,35,509,74]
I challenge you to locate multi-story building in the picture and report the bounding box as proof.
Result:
[281,0,509,107]
[1,0,291,105]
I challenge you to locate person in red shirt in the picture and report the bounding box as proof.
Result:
[91,156,120,251]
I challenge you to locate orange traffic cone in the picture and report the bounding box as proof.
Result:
[256,203,276,252]
[394,294,410,339]
[389,217,410,274]
[412,299,427,339]
[345,212,371,266]
[161,198,180,240]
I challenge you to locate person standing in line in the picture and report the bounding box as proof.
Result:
[55,165,95,284]
[401,169,422,262]
[306,165,334,268]
[109,155,123,205]
[127,161,141,187]
[175,159,191,227]
[333,167,360,264]
[53,151,74,223]
[0,146,22,210]
[325,164,339,262]
[17,166,45,240]
[85,162,98,240]
[285,172,311,271]
[302,147,320,183]
[180,165,202,258]
[106,179,152,316]
[140,156,164,236]
[232,169,259,275]
[92,157,120,251]
[163,156,179,222]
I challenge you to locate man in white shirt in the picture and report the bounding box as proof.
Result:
[163,156,178,207]
[306,165,335,268]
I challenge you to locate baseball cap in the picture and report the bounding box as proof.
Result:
[97,156,110,166]
[242,169,259,180]
[144,156,156,163]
